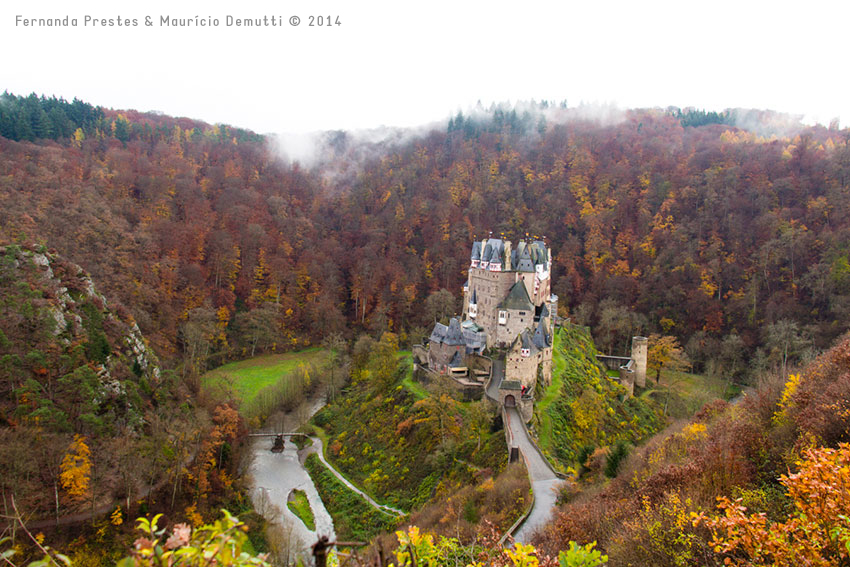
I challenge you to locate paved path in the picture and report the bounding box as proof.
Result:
[306,437,406,517]
[486,359,505,401]
[504,407,561,543]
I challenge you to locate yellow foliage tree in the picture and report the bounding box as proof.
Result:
[647,334,691,384]
[60,434,92,501]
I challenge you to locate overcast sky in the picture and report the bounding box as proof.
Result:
[2,0,847,135]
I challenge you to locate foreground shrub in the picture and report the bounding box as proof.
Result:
[697,443,850,566]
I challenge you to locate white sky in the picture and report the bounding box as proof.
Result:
[2,0,848,134]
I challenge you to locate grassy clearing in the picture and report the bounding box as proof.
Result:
[201,348,325,411]
[303,453,398,541]
[286,489,315,531]
[641,369,741,418]
[399,354,428,400]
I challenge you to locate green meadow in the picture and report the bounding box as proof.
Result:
[202,348,326,415]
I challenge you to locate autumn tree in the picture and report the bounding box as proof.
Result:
[59,434,92,502]
[356,332,400,393]
[423,289,457,325]
[321,332,349,402]
[231,303,281,357]
[180,307,218,380]
[764,319,811,376]
[596,299,646,355]
[647,334,691,384]
[413,392,462,446]
[698,443,850,566]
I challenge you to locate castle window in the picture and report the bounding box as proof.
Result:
[498,311,507,325]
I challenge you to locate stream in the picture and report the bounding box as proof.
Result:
[245,393,335,563]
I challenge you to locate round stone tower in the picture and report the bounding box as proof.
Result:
[632,336,648,388]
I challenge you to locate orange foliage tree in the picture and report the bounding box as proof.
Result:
[697,443,850,566]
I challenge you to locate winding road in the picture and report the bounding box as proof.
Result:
[504,407,562,543]
[485,359,504,401]
[486,357,561,543]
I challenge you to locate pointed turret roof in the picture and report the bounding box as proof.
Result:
[449,350,464,368]
[470,240,482,261]
[531,240,548,265]
[521,330,537,353]
[512,329,538,355]
[516,246,535,272]
[540,303,550,319]
[481,243,493,264]
[532,320,549,349]
[443,317,466,346]
[429,322,448,343]
[483,238,504,266]
[499,281,534,311]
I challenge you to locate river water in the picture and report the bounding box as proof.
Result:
[245,394,335,563]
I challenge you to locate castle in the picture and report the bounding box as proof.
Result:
[419,236,557,422]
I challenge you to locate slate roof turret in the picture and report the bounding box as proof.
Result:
[481,243,493,264]
[516,246,535,272]
[429,323,448,343]
[514,329,539,355]
[521,330,538,353]
[484,238,504,265]
[470,240,482,261]
[532,320,550,349]
[531,240,548,264]
[443,317,466,346]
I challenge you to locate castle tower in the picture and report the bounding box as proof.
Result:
[632,336,648,388]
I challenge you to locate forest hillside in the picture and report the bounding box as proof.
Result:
[1,93,848,382]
